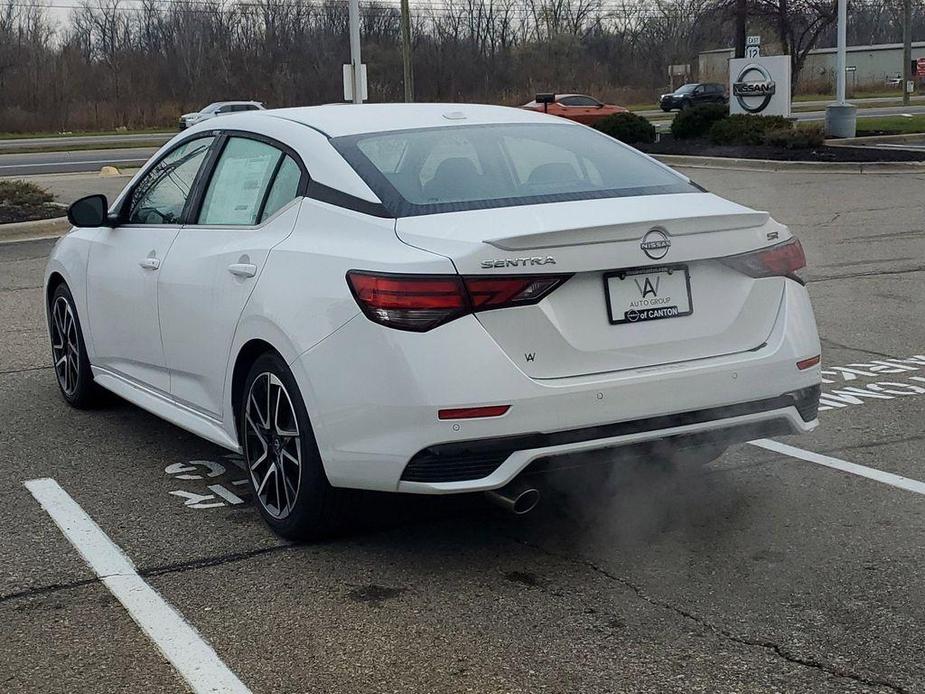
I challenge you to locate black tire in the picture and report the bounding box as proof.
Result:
[48,283,101,408]
[239,352,344,540]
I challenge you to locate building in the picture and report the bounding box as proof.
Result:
[699,41,925,91]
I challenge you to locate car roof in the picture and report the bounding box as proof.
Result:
[262,103,566,137]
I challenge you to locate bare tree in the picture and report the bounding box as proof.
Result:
[752,0,837,90]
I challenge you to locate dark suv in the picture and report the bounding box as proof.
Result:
[659,83,727,112]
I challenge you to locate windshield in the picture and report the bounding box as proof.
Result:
[332,123,696,217]
[674,84,697,94]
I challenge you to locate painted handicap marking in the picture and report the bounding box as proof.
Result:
[165,455,250,511]
[816,354,925,412]
[164,460,226,480]
[169,489,228,509]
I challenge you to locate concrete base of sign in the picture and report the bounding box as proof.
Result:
[825,103,858,138]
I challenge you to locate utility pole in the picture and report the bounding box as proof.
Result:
[734,0,747,59]
[349,0,362,104]
[903,0,912,106]
[835,0,847,104]
[400,0,414,102]
[825,0,856,136]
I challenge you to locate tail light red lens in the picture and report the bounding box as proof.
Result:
[721,238,806,280]
[438,405,510,420]
[347,271,570,332]
[463,276,566,309]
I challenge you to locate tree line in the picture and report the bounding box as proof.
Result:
[0,0,921,132]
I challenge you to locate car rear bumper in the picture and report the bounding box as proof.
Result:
[399,386,818,490]
[292,279,821,494]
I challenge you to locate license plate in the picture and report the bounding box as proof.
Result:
[604,265,693,325]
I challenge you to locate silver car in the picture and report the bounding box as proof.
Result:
[179,101,264,129]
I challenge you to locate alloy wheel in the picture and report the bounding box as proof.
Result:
[51,296,80,397]
[243,372,303,519]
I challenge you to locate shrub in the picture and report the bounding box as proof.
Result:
[593,112,656,144]
[670,103,728,140]
[0,180,54,207]
[0,180,59,224]
[762,125,826,149]
[708,114,793,145]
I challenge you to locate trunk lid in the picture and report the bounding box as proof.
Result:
[395,193,789,379]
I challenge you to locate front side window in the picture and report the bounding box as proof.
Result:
[198,137,297,226]
[333,123,695,217]
[127,136,215,224]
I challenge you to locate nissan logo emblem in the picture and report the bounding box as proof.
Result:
[732,63,776,113]
[640,228,671,260]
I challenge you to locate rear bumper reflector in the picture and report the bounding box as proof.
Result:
[402,385,821,483]
[797,355,821,370]
[438,405,510,420]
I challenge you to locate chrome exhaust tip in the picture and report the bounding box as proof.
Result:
[484,479,541,515]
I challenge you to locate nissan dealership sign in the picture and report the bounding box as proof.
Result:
[729,55,791,117]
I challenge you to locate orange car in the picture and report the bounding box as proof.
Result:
[521,93,628,125]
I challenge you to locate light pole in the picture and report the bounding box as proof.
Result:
[825,0,856,137]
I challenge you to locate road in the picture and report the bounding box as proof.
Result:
[0,132,173,152]
[2,96,925,175]
[0,147,158,176]
[639,102,925,121]
[1,167,923,693]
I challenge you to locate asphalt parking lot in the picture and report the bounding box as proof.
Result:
[1,167,923,693]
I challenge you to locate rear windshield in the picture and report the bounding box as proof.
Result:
[331,123,696,217]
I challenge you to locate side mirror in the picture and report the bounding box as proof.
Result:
[67,194,110,227]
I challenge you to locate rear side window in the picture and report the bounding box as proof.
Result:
[559,96,599,106]
[128,136,214,225]
[260,156,301,222]
[198,138,283,225]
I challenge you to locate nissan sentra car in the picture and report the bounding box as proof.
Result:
[46,103,822,538]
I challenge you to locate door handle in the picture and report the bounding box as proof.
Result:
[228,263,257,278]
[139,257,160,270]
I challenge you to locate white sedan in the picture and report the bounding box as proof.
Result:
[46,104,822,539]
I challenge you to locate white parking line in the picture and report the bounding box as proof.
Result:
[23,478,251,694]
[750,439,925,495]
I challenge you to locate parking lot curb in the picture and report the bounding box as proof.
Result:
[825,132,925,146]
[0,216,69,244]
[653,153,925,174]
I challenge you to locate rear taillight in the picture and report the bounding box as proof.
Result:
[721,238,806,281]
[347,271,570,332]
